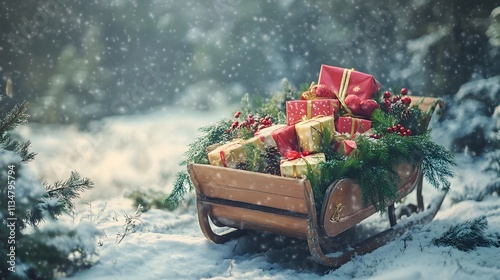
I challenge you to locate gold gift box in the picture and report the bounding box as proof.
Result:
[280,153,326,178]
[207,137,263,168]
[295,115,335,153]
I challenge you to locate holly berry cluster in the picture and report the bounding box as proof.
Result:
[382,88,412,112]
[387,123,412,136]
[227,111,273,134]
[369,123,413,139]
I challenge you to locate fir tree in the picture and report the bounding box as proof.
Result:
[0,99,97,280]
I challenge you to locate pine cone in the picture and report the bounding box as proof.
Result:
[389,101,407,117]
[400,107,426,135]
[235,162,248,171]
[264,145,282,176]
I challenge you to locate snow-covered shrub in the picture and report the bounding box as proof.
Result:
[0,101,98,280]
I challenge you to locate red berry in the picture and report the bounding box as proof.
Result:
[384,99,391,108]
[393,96,400,102]
[383,91,391,98]
[399,126,406,133]
[407,129,412,136]
[344,95,363,115]
[232,121,239,128]
[393,125,398,131]
[402,132,407,136]
[387,127,393,133]
[234,111,241,118]
[402,96,411,105]
[400,88,408,95]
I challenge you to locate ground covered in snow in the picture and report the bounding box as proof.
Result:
[18,108,500,280]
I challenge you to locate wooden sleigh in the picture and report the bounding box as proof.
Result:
[187,96,446,267]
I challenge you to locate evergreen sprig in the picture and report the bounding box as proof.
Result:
[242,143,266,172]
[0,101,36,162]
[433,216,500,251]
[165,171,193,209]
[0,101,29,134]
[43,171,95,216]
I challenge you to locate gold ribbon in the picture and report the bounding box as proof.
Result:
[298,101,315,121]
[301,82,318,100]
[292,158,307,178]
[301,82,336,101]
[334,68,354,116]
[307,100,312,120]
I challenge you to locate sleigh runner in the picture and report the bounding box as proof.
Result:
[185,94,450,267]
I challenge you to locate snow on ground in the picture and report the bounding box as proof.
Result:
[17,108,500,280]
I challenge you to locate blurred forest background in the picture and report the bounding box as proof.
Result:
[0,0,499,152]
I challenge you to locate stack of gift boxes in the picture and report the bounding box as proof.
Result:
[207,64,381,179]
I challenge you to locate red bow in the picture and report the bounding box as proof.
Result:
[284,150,311,160]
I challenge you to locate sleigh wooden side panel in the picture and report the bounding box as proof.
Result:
[190,164,309,214]
[321,162,421,237]
[188,163,313,241]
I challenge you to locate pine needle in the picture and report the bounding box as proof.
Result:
[44,171,95,214]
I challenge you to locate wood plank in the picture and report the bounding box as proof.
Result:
[209,204,309,239]
[192,163,307,198]
[202,183,308,214]
[409,96,444,113]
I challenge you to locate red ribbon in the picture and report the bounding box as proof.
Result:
[284,150,311,160]
[219,151,227,167]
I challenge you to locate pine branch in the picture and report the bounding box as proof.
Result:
[371,108,397,133]
[0,133,36,162]
[0,101,29,135]
[43,171,95,214]
[0,101,36,162]
[243,142,266,172]
[165,170,193,209]
[432,216,499,251]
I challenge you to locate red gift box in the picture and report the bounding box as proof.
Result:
[254,124,300,155]
[318,64,381,101]
[335,116,371,136]
[286,99,339,125]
